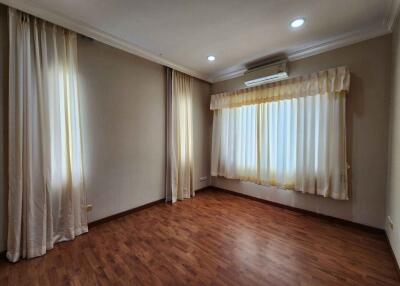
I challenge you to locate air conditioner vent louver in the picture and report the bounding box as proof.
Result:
[244,60,288,87]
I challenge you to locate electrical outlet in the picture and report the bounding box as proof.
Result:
[200,176,208,182]
[85,204,93,212]
[388,216,394,230]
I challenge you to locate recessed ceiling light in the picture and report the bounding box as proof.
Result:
[290,18,305,28]
[207,55,216,62]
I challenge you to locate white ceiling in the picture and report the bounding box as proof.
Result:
[3,0,399,82]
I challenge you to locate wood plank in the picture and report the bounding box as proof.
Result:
[0,188,398,285]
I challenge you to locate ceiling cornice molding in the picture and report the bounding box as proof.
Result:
[210,0,400,83]
[207,68,247,83]
[287,27,390,62]
[3,0,400,84]
[384,0,400,32]
[211,25,392,83]
[0,0,211,82]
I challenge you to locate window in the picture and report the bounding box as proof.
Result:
[211,67,349,200]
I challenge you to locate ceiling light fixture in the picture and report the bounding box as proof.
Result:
[207,55,216,62]
[290,18,305,28]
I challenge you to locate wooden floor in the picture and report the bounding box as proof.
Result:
[0,189,399,286]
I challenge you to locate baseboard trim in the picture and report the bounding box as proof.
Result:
[88,198,165,228]
[385,233,400,280]
[87,185,383,234]
[195,185,213,193]
[88,186,211,228]
[211,186,384,234]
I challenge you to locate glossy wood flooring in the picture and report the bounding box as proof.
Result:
[0,188,399,285]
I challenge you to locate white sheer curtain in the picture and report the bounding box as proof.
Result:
[166,69,194,202]
[8,8,87,262]
[211,67,349,200]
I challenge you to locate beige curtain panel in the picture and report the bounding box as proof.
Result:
[211,66,349,200]
[210,66,350,110]
[8,8,87,262]
[166,69,194,203]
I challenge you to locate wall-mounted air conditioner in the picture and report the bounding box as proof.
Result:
[244,60,288,87]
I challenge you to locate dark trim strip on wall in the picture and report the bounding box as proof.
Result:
[88,199,165,228]
[210,186,384,234]
[88,185,385,232]
[88,186,211,228]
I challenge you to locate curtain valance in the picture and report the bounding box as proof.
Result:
[210,66,350,110]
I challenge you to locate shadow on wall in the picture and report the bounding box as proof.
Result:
[346,73,364,205]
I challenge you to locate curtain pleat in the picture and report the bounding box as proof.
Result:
[211,68,349,200]
[210,67,349,110]
[7,8,87,262]
[166,69,194,203]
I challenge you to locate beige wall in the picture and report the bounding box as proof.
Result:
[212,35,392,228]
[193,79,212,190]
[0,4,7,252]
[387,18,400,263]
[78,37,211,223]
[78,38,166,222]
[0,1,393,251]
[0,5,211,250]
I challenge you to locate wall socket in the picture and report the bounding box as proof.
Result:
[388,216,394,230]
[85,204,93,212]
[200,176,208,182]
